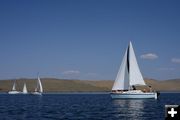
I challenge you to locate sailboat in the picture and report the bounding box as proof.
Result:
[111,41,159,99]
[22,83,28,94]
[8,80,21,94]
[32,74,43,95]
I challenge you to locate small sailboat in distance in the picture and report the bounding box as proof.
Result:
[22,83,28,94]
[8,80,21,94]
[111,41,159,99]
[32,74,43,95]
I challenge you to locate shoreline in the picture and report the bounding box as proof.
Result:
[0,91,180,94]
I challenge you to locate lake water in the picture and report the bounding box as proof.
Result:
[0,93,179,120]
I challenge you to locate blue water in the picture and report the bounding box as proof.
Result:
[0,93,179,120]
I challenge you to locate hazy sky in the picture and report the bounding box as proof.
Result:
[0,0,180,80]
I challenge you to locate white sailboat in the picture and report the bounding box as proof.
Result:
[111,41,159,99]
[22,83,28,94]
[32,75,43,95]
[8,80,21,94]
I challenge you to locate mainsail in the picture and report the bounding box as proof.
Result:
[35,74,43,93]
[112,41,146,91]
[12,82,16,91]
[23,83,28,93]
[37,75,43,93]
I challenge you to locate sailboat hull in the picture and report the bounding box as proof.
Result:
[31,92,42,95]
[8,91,21,94]
[110,92,157,99]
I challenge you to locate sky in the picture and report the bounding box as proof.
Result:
[0,0,180,80]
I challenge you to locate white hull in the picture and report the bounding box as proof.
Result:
[31,92,42,95]
[8,91,21,94]
[111,92,157,99]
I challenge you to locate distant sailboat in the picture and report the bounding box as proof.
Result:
[32,74,43,95]
[111,41,159,99]
[8,80,21,94]
[22,83,28,94]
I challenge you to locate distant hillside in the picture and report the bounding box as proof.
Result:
[145,79,180,91]
[0,78,180,92]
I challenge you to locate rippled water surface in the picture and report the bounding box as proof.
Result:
[0,93,179,120]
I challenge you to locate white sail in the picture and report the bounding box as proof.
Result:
[112,41,146,91]
[37,76,43,93]
[23,83,28,93]
[129,42,146,86]
[112,48,129,90]
[12,82,16,91]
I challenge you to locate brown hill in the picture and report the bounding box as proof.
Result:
[0,78,180,92]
